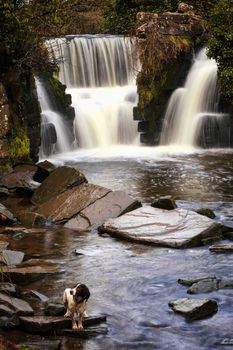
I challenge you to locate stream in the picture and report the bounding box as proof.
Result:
[5,147,233,349]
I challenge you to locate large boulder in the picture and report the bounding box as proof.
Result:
[99,207,223,248]
[37,183,110,223]
[169,298,218,320]
[65,191,141,231]
[31,166,87,205]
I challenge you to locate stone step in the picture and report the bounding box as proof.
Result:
[19,314,107,333]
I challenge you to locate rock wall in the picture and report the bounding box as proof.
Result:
[134,7,207,144]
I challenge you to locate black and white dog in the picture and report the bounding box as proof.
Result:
[63,283,90,331]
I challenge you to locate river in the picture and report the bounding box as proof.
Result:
[6,146,233,349]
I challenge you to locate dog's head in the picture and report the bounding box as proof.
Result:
[70,283,90,303]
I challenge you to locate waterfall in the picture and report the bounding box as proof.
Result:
[36,78,73,157]
[45,35,139,149]
[160,48,230,148]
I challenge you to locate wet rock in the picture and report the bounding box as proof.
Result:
[38,183,110,223]
[187,278,219,294]
[0,304,15,317]
[0,241,9,250]
[196,208,216,219]
[19,314,107,333]
[169,298,218,320]
[65,191,141,231]
[0,315,20,329]
[17,211,46,227]
[224,231,233,240]
[2,259,59,285]
[0,225,29,235]
[22,290,49,302]
[151,196,177,210]
[17,340,61,350]
[0,292,33,315]
[218,279,233,289]
[178,276,217,286]
[209,243,233,253]
[31,166,87,205]
[0,282,20,296]
[44,299,65,316]
[58,325,108,337]
[33,160,56,183]
[0,187,10,197]
[99,207,223,248]
[0,250,24,266]
[0,204,15,225]
[0,164,38,193]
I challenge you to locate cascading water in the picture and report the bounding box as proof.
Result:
[36,78,73,157]
[160,48,230,148]
[45,35,139,149]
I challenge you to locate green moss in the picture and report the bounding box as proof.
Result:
[9,128,30,164]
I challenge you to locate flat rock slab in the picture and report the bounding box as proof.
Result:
[0,249,24,266]
[65,191,141,231]
[2,259,59,284]
[99,207,222,248]
[19,314,107,333]
[31,166,87,205]
[209,243,233,253]
[38,183,110,223]
[169,298,218,320]
[0,292,34,315]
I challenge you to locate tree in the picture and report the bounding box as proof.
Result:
[207,0,233,103]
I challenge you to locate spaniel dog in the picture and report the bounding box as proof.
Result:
[63,283,90,331]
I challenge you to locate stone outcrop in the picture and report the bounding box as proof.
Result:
[134,8,207,144]
[169,298,218,320]
[99,206,223,248]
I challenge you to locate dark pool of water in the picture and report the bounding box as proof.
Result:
[4,150,233,349]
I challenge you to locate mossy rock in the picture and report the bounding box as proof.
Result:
[196,208,216,219]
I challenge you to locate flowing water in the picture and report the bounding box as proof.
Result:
[160,49,230,148]
[19,41,233,349]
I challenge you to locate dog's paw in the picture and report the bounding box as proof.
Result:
[77,325,84,331]
[72,325,79,332]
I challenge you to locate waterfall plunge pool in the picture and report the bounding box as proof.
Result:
[6,147,233,349]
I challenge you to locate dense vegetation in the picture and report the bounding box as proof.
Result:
[207,0,233,103]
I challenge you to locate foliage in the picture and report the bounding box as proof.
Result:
[103,0,179,34]
[207,0,233,103]
[9,128,30,163]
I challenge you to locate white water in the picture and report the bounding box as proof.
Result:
[36,78,72,157]
[160,48,228,147]
[45,35,139,149]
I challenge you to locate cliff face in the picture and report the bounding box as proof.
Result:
[0,72,41,173]
[134,7,207,144]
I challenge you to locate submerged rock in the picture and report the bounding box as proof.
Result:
[209,243,233,253]
[169,298,218,320]
[65,190,141,231]
[187,278,219,294]
[31,166,87,206]
[99,206,223,248]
